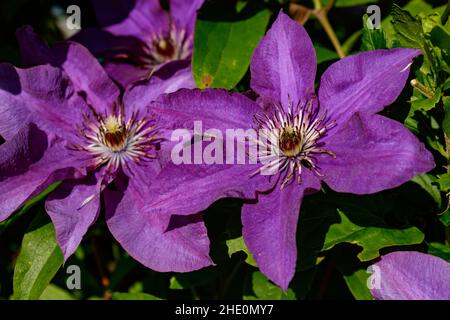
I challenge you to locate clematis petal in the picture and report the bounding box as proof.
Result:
[0,124,87,222]
[0,64,89,140]
[132,157,271,226]
[169,0,204,35]
[103,61,150,90]
[123,60,196,116]
[104,172,212,272]
[148,88,262,135]
[15,26,51,67]
[45,173,102,260]
[250,11,316,108]
[370,251,450,300]
[70,27,143,57]
[319,113,435,195]
[242,169,321,291]
[16,27,120,114]
[319,48,420,124]
[92,0,169,43]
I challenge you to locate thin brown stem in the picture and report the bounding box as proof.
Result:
[91,237,111,298]
[314,9,345,58]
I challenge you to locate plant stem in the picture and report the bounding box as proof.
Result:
[315,9,345,58]
[313,0,322,10]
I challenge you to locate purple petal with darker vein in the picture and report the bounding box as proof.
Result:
[242,169,321,291]
[92,0,169,43]
[104,174,212,272]
[169,0,204,35]
[149,88,262,134]
[70,27,144,57]
[45,172,103,260]
[16,27,120,114]
[319,48,421,124]
[250,11,316,108]
[318,113,435,194]
[370,251,450,300]
[104,60,150,90]
[132,156,271,228]
[0,124,87,222]
[0,64,90,141]
[16,26,51,67]
[123,60,195,114]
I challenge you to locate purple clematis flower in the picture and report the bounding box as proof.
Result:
[72,0,204,88]
[0,38,212,272]
[138,11,435,290]
[370,251,450,300]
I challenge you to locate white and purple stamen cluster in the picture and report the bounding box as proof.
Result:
[140,25,191,68]
[254,99,336,189]
[70,103,159,175]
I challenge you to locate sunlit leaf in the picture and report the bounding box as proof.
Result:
[427,242,450,262]
[361,14,387,51]
[112,292,161,300]
[193,1,270,89]
[244,271,295,300]
[13,212,63,300]
[226,236,257,267]
[39,284,75,300]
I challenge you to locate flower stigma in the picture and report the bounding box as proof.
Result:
[253,98,336,189]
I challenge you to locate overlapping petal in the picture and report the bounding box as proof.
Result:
[104,172,213,272]
[132,157,271,227]
[123,60,196,116]
[92,0,169,42]
[0,124,87,222]
[148,88,262,134]
[45,173,103,260]
[16,27,120,114]
[0,64,88,140]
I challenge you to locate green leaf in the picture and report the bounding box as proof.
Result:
[410,88,442,112]
[112,292,161,300]
[342,269,373,300]
[39,284,75,300]
[428,242,450,262]
[361,14,387,51]
[391,4,425,48]
[315,44,339,64]
[442,96,450,137]
[439,210,450,226]
[411,174,442,207]
[323,210,424,261]
[13,212,63,300]
[244,271,295,300]
[226,236,257,267]
[437,173,450,192]
[192,1,270,89]
[298,192,425,270]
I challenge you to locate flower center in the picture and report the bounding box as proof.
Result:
[104,116,127,151]
[279,126,303,157]
[141,27,191,68]
[70,103,159,173]
[253,99,336,189]
[153,38,176,61]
